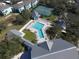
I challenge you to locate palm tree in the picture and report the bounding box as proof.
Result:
[46,24,62,40]
[46,27,55,40]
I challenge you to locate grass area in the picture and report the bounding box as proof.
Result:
[23,30,37,43]
[0,16,5,22]
[47,15,57,22]
[0,13,29,41]
[42,15,57,22]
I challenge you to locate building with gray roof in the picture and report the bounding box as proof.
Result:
[12,1,25,13]
[12,0,39,13]
[0,2,12,15]
[10,29,78,59]
[31,39,78,59]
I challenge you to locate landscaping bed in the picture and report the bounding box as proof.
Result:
[42,15,57,22]
[23,30,37,43]
[47,15,57,22]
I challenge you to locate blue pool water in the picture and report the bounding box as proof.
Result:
[32,22,44,38]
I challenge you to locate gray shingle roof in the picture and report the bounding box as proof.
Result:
[10,29,23,37]
[12,2,25,8]
[32,0,36,3]
[0,2,11,11]
[38,41,49,50]
[12,0,31,9]
[31,39,75,58]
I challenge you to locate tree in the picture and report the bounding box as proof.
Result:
[53,7,64,16]
[61,13,79,46]
[39,0,79,45]
[39,0,50,5]
[0,24,6,33]
[12,17,25,25]
[0,37,24,59]
[21,10,32,20]
[46,27,55,40]
[46,23,62,40]
[11,0,21,4]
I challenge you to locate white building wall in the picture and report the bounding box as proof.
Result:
[2,7,12,15]
[32,0,39,7]
[25,3,31,10]
[19,7,24,13]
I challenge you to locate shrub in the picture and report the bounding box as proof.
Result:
[0,23,6,33]
[12,15,26,25]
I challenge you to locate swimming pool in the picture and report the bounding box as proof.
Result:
[32,22,44,38]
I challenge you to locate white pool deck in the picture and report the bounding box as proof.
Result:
[19,18,51,44]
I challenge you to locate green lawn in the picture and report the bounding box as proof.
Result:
[47,15,57,22]
[42,15,57,22]
[23,30,36,43]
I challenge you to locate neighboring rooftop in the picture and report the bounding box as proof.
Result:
[12,0,32,8]
[0,2,11,11]
[30,39,78,59]
[32,0,37,3]
[4,0,22,4]
[23,0,32,3]
[12,1,25,8]
[10,29,23,37]
[0,0,3,2]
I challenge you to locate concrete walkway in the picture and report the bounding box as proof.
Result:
[11,52,23,59]
[19,20,34,32]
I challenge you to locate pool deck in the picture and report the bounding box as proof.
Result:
[19,18,51,44]
[30,19,51,44]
